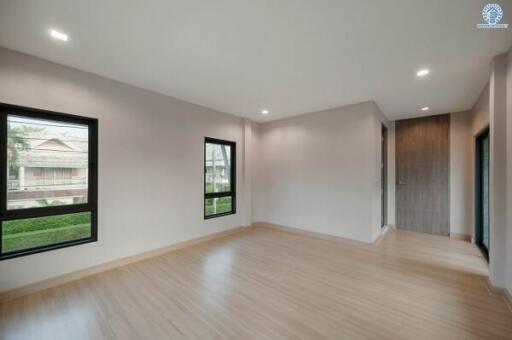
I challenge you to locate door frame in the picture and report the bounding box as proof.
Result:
[475,127,490,260]
[381,124,388,228]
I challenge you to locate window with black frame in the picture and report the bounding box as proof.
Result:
[204,137,235,219]
[0,104,98,260]
[475,128,490,260]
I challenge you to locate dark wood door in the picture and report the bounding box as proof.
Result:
[396,114,450,235]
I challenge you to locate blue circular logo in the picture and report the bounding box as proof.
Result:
[482,3,504,25]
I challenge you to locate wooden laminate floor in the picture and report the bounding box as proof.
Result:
[1,226,511,340]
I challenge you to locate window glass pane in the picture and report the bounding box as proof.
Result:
[7,116,88,209]
[482,136,489,250]
[205,143,231,193]
[205,196,232,217]
[1,212,91,253]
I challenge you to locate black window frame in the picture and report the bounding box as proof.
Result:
[475,128,490,261]
[0,103,98,260]
[204,137,236,219]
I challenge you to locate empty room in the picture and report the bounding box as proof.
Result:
[1,1,512,339]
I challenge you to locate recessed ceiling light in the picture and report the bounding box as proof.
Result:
[261,109,270,115]
[50,29,68,41]
[421,107,430,111]
[416,69,429,77]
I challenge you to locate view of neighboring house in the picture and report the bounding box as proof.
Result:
[204,142,231,193]
[7,117,88,209]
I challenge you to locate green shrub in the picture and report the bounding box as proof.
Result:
[3,212,91,235]
[3,223,91,253]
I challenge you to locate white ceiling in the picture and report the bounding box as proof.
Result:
[0,0,511,122]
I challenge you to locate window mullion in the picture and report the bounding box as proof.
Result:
[0,112,7,217]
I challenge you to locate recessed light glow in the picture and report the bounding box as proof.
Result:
[417,69,429,77]
[261,109,270,115]
[50,29,68,41]
[421,107,430,111]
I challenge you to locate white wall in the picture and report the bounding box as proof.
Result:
[251,122,261,224]
[477,48,512,296]
[468,84,490,241]
[506,48,512,296]
[449,111,473,237]
[488,54,508,289]
[465,50,512,294]
[253,101,389,243]
[0,47,248,292]
[464,62,512,294]
[471,84,490,136]
[447,86,490,243]
[241,119,254,227]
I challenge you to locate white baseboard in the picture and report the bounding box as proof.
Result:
[252,222,371,245]
[381,225,390,235]
[449,233,472,242]
[486,278,512,312]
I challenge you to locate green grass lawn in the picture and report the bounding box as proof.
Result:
[2,212,91,253]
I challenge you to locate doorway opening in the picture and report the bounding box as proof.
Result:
[475,128,490,260]
[381,125,388,228]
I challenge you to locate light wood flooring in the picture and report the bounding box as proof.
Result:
[1,226,511,340]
